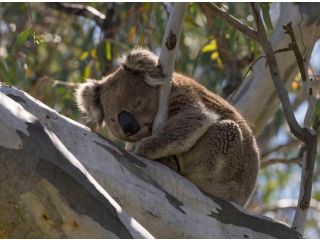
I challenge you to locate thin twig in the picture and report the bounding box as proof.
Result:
[230,46,293,103]
[283,23,317,129]
[297,5,306,55]
[241,56,264,81]
[241,47,293,84]
[52,80,79,88]
[260,157,300,169]
[273,47,292,55]
[261,138,300,158]
[283,22,307,83]
[257,199,320,214]
[261,141,304,169]
[27,3,35,31]
[47,3,106,26]
[103,38,129,51]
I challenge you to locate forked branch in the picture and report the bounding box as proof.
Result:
[206,2,318,235]
[251,3,317,234]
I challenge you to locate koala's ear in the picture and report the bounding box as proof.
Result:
[75,80,104,127]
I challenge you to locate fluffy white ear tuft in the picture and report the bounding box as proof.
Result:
[75,80,104,127]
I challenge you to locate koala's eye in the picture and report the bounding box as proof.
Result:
[134,99,142,108]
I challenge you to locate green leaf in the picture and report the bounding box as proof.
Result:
[15,27,32,47]
[80,51,89,61]
[33,31,46,45]
[202,39,217,53]
[261,3,273,31]
[84,63,91,79]
[128,26,136,43]
[142,2,152,12]
[312,191,320,201]
[97,42,106,72]
[105,42,112,61]
[184,15,201,28]
[210,51,219,60]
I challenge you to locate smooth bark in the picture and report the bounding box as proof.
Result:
[0,83,302,238]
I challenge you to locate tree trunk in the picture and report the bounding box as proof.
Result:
[153,3,188,130]
[0,85,153,239]
[0,83,302,238]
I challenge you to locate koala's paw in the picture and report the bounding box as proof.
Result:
[132,138,156,159]
[125,142,135,151]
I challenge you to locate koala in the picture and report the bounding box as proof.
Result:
[76,48,259,206]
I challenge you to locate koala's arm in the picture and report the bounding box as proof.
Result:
[133,105,220,159]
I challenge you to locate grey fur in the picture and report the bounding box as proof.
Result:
[75,48,260,206]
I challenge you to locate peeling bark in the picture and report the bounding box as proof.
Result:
[0,83,302,238]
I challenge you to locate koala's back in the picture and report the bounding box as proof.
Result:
[170,73,259,206]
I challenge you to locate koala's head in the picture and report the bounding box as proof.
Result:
[76,48,164,142]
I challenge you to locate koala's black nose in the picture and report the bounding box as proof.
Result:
[118,111,140,136]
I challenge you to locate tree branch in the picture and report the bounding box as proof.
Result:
[284,22,317,131]
[250,3,317,234]
[260,157,300,169]
[200,3,258,41]
[152,3,188,130]
[126,3,188,151]
[261,138,301,159]
[47,3,106,26]
[0,83,303,238]
[257,199,320,214]
[251,3,306,142]
[205,2,318,234]
[280,23,318,233]
[0,87,152,238]
[283,22,308,83]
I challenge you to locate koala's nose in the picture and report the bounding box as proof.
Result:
[118,111,140,136]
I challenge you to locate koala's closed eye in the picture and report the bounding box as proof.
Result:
[134,99,142,108]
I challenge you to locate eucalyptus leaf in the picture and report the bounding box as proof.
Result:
[14,27,32,48]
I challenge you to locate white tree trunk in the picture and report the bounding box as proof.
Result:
[127,3,187,151]
[153,3,188,130]
[0,83,302,238]
[233,3,320,134]
[0,85,153,239]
